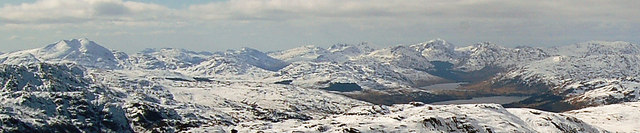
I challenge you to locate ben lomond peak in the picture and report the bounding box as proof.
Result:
[41,38,115,59]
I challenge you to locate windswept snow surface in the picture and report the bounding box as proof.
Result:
[189,103,606,132]
[566,102,640,133]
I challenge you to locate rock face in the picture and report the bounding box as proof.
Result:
[0,63,132,132]
[0,64,228,132]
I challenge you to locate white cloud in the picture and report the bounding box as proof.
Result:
[184,0,640,22]
[2,0,639,27]
[1,0,639,52]
[0,0,172,26]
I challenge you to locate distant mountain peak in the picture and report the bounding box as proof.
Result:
[466,42,509,52]
[1,38,120,69]
[238,47,262,54]
[546,40,640,57]
[411,38,455,51]
[267,45,328,62]
[426,38,448,44]
[51,38,95,48]
[474,42,499,47]
[328,42,375,53]
[140,48,213,55]
[582,40,633,45]
[41,38,114,58]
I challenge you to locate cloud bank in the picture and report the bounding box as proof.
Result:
[1,0,639,53]
[2,0,639,27]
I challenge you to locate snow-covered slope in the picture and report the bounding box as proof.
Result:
[268,45,329,62]
[0,64,132,132]
[279,61,442,89]
[87,66,628,132]
[85,66,374,132]
[0,52,42,65]
[128,48,213,70]
[215,104,604,132]
[278,45,445,89]
[315,42,376,63]
[566,102,640,132]
[546,41,640,57]
[363,45,433,71]
[410,38,461,63]
[183,47,288,78]
[3,38,640,132]
[454,42,550,72]
[184,54,276,78]
[507,108,602,132]
[499,41,640,106]
[276,40,552,89]
[0,38,120,69]
[226,47,289,71]
[0,61,637,132]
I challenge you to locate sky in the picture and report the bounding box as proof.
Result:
[1,0,639,53]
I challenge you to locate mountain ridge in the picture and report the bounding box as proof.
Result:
[2,38,640,132]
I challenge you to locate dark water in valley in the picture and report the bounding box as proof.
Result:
[430,96,530,105]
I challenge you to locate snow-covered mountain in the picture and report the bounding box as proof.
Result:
[4,63,637,132]
[315,42,376,63]
[128,48,213,70]
[0,38,120,69]
[363,45,433,71]
[546,41,640,57]
[0,52,42,65]
[3,38,640,132]
[497,41,640,108]
[268,45,329,62]
[277,44,449,89]
[410,38,461,63]
[278,61,444,90]
[565,102,640,132]
[225,47,289,72]
[183,47,288,78]
[184,54,276,77]
[452,42,550,72]
[0,63,132,132]
[238,103,605,132]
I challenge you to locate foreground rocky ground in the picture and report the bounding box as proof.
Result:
[1,64,638,132]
